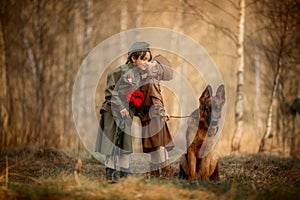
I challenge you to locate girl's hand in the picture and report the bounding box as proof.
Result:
[165,113,170,121]
[120,108,129,118]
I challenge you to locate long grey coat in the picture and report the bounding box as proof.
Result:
[95,64,142,155]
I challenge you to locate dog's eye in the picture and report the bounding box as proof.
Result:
[205,101,211,107]
[206,105,212,113]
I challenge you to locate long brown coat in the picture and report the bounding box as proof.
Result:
[137,79,174,153]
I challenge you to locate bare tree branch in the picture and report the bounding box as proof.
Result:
[183,0,237,44]
[205,0,238,21]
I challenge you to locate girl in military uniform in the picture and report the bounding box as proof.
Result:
[95,42,152,182]
[137,55,177,178]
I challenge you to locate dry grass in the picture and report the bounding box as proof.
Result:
[0,146,300,200]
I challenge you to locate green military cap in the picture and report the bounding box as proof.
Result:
[128,41,150,57]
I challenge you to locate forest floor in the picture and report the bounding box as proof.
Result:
[0,146,300,200]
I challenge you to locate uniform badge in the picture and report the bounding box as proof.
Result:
[127,74,133,83]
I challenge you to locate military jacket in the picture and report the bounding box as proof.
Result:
[101,64,131,113]
[96,63,144,155]
[112,67,142,115]
[137,78,175,153]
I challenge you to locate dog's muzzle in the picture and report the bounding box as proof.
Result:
[208,121,219,137]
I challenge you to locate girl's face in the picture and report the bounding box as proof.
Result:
[146,60,157,70]
[146,60,160,77]
[132,52,151,71]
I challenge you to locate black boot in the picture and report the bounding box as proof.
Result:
[106,167,117,183]
[120,167,130,178]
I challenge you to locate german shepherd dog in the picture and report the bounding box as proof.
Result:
[179,84,225,181]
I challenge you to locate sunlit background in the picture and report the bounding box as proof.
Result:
[1,0,299,158]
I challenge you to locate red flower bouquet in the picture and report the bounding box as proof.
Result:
[126,89,145,108]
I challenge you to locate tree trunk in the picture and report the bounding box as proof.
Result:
[119,0,127,56]
[290,114,296,157]
[0,7,8,149]
[254,51,262,137]
[76,0,93,154]
[231,0,245,152]
[258,5,291,153]
[136,0,142,28]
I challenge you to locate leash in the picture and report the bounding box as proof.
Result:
[169,115,193,118]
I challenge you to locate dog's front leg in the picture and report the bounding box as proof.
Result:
[209,153,219,181]
[199,155,210,181]
[188,148,197,180]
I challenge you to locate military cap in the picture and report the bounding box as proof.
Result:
[153,55,173,81]
[128,41,150,57]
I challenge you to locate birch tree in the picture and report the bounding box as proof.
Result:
[231,0,246,152]
[182,0,248,152]
[257,0,299,153]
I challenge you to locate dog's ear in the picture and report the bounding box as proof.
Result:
[216,84,225,101]
[200,85,212,103]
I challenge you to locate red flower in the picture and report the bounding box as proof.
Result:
[126,89,135,102]
[126,90,144,107]
[133,98,143,107]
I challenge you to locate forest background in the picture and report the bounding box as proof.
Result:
[1,1,300,199]
[1,0,299,159]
